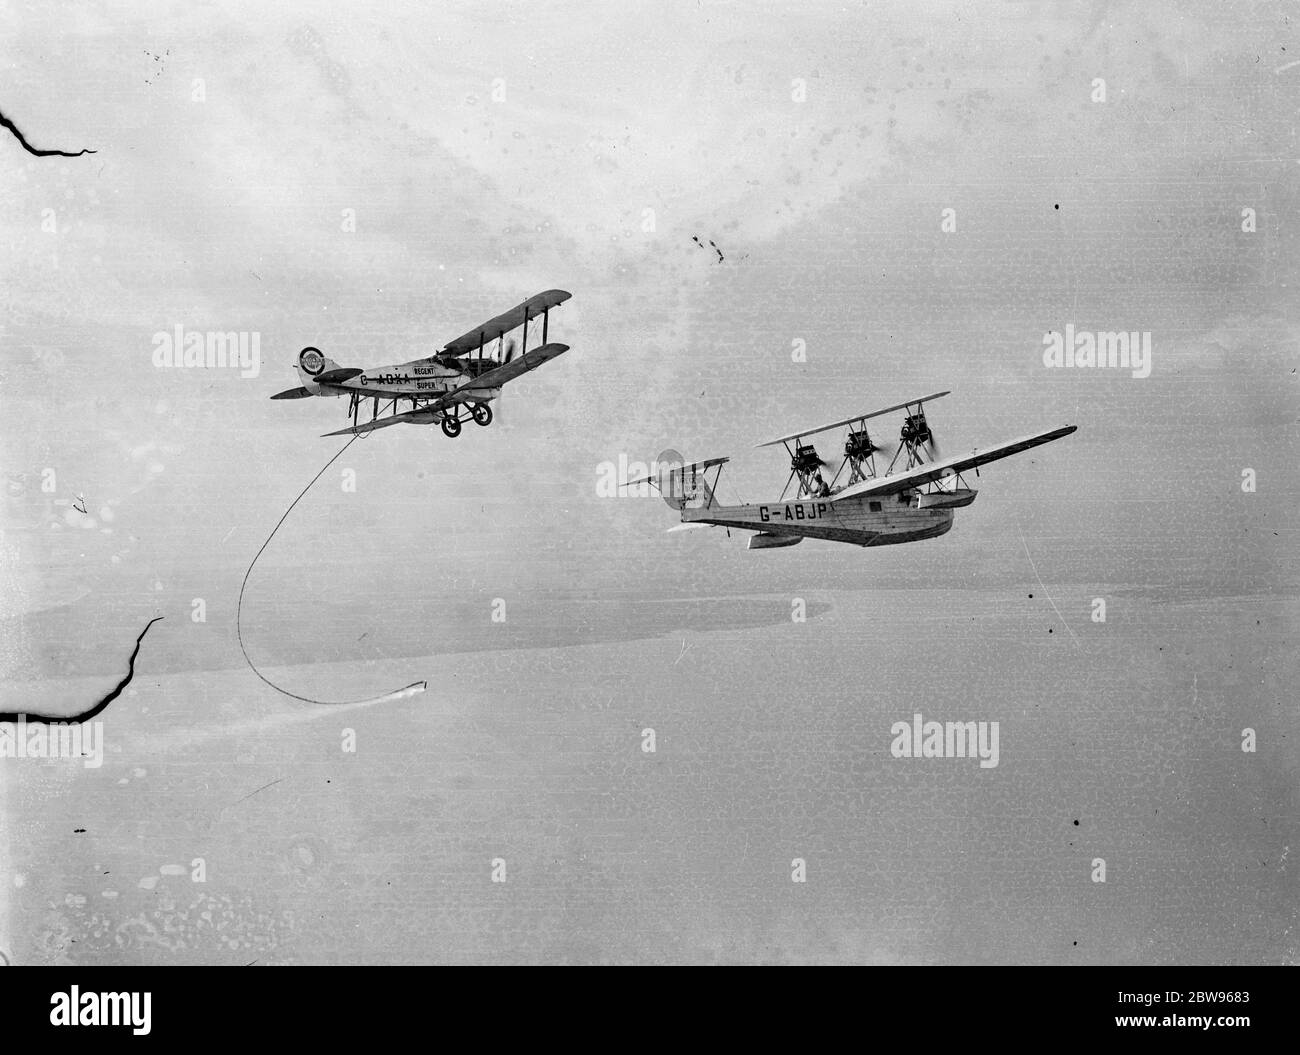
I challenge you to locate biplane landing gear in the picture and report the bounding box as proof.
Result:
[471,403,493,427]
[441,415,462,438]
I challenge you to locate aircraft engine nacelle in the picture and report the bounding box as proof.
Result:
[747,532,803,550]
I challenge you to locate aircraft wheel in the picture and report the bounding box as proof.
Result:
[471,403,493,427]
[441,415,462,438]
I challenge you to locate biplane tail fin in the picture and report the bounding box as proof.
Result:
[624,456,728,512]
[668,465,716,511]
[294,347,345,395]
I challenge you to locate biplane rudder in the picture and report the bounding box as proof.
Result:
[659,463,718,514]
[294,346,343,395]
[623,455,726,515]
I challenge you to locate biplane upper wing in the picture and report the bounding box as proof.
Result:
[441,290,572,357]
[831,425,1077,501]
[755,392,951,448]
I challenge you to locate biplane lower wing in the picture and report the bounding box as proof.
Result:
[441,290,572,357]
[832,425,1077,501]
[320,388,479,437]
[447,342,569,394]
[319,344,568,437]
[321,407,441,437]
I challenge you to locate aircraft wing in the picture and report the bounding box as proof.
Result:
[320,386,479,437]
[447,342,569,393]
[756,391,951,448]
[321,408,438,437]
[831,425,1078,501]
[441,290,572,357]
[319,347,568,437]
[321,345,569,436]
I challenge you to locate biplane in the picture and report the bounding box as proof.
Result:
[271,290,572,437]
[628,392,1076,550]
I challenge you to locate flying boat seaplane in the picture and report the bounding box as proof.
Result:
[627,392,1076,550]
[271,289,572,437]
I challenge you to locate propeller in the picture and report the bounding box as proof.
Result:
[503,338,518,364]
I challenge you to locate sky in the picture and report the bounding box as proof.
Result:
[0,0,1296,964]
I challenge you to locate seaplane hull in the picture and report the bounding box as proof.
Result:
[687,498,955,548]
